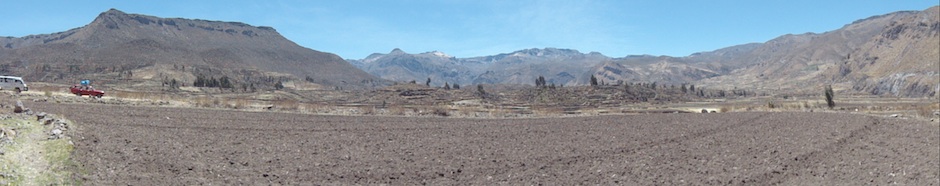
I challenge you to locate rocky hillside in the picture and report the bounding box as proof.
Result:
[699,6,939,97]
[0,9,381,90]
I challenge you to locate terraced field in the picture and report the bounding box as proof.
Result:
[27,101,940,185]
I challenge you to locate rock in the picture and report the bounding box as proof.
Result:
[933,111,940,116]
[37,112,47,121]
[12,101,24,113]
[701,109,708,113]
[52,129,63,135]
[888,114,901,118]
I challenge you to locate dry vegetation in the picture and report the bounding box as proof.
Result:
[16,82,940,122]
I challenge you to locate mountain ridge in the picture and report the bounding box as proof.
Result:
[0,8,381,89]
[350,6,939,97]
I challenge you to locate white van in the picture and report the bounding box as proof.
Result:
[0,76,28,93]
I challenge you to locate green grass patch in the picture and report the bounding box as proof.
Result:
[0,118,80,185]
[38,138,76,184]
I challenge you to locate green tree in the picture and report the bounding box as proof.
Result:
[535,76,546,88]
[274,81,284,90]
[825,85,835,109]
[220,76,233,89]
[194,75,206,87]
[590,75,598,86]
[170,79,179,89]
[477,84,486,98]
[209,77,219,87]
[426,77,431,86]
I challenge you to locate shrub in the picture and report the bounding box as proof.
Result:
[432,108,450,117]
[590,75,598,86]
[274,81,284,90]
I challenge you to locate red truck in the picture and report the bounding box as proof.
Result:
[70,85,105,98]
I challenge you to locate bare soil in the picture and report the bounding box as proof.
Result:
[24,101,940,185]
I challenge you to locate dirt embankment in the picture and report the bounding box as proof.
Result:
[19,100,940,185]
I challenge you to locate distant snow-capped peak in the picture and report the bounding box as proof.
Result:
[428,51,452,58]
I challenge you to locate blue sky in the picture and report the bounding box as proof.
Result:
[0,1,936,59]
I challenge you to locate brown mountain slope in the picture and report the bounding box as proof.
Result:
[842,6,940,97]
[699,6,939,97]
[0,9,380,89]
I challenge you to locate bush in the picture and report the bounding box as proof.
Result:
[274,81,284,90]
[432,108,450,117]
[590,75,598,86]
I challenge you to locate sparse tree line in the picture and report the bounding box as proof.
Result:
[154,65,292,92]
[192,75,234,88]
[535,76,559,89]
[406,75,842,108]
[409,77,462,90]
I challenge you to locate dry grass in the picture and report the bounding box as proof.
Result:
[360,106,376,115]
[431,108,451,117]
[386,106,408,115]
[111,90,173,101]
[226,98,251,109]
[28,85,64,93]
[191,96,219,108]
[913,102,940,119]
[274,99,300,111]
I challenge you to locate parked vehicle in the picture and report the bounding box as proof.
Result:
[70,84,105,98]
[0,76,28,93]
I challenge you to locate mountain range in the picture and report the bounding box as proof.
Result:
[0,7,935,97]
[0,9,380,90]
[349,6,939,97]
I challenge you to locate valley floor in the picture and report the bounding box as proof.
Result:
[17,99,940,185]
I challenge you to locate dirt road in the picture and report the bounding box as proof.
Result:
[26,101,939,185]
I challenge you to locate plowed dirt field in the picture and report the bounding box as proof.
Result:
[29,101,940,185]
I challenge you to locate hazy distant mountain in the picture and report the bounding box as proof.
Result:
[348,48,610,86]
[347,48,471,86]
[351,6,938,97]
[467,48,609,85]
[0,9,380,89]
